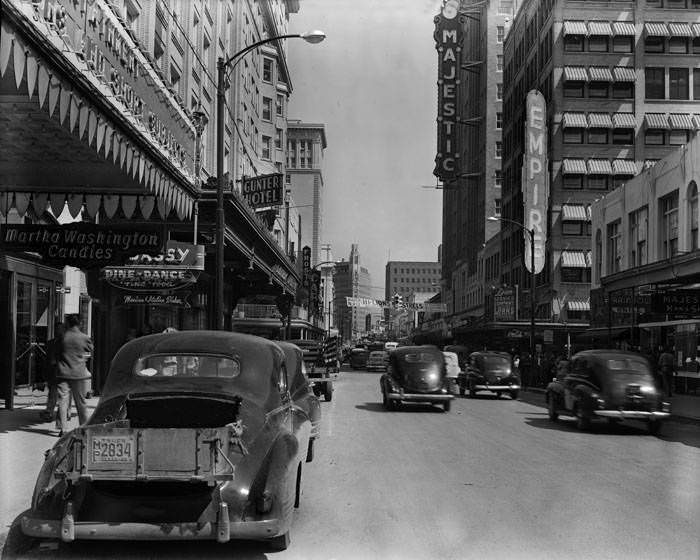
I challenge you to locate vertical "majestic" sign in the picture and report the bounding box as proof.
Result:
[523,90,549,274]
[433,0,463,180]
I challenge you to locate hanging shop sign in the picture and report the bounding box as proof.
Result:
[652,290,700,318]
[117,292,192,308]
[522,90,549,275]
[302,246,311,288]
[493,286,517,321]
[0,223,163,267]
[242,173,284,209]
[433,0,463,181]
[101,241,204,292]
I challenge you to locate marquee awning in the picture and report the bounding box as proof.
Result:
[587,159,613,175]
[644,22,670,36]
[588,21,613,36]
[668,22,693,37]
[561,251,589,268]
[562,158,587,174]
[612,22,636,36]
[612,113,637,128]
[669,113,694,130]
[644,113,670,129]
[612,159,638,176]
[563,21,588,35]
[562,112,588,128]
[612,67,637,82]
[588,66,613,82]
[588,113,613,128]
[561,204,588,221]
[563,66,588,81]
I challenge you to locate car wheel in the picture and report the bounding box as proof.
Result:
[312,385,322,397]
[509,390,519,400]
[443,400,451,412]
[382,390,391,411]
[468,381,477,398]
[269,531,291,551]
[574,404,590,430]
[648,419,662,435]
[306,438,315,463]
[547,395,558,421]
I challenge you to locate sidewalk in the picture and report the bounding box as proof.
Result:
[520,387,700,424]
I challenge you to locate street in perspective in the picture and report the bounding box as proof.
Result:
[2,1,700,560]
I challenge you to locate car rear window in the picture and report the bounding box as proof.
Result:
[482,355,511,367]
[605,358,652,375]
[404,352,437,363]
[135,354,241,378]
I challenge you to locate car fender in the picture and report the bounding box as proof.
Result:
[570,384,596,415]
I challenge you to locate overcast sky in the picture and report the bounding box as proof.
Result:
[287,0,444,294]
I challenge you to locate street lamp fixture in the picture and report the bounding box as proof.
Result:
[488,215,537,371]
[214,30,325,330]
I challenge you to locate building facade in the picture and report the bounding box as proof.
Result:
[333,244,375,343]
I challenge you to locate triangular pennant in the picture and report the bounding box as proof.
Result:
[103,195,119,218]
[48,76,59,117]
[59,86,70,124]
[0,22,13,77]
[96,121,105,152]
[131,153,139,179]
[148,167,156,191]
[32,193,48,215]
[88,111,97,145]
[69,96,80,132]
[139,195,155,219]
[0,191,13,216]
[104,126,113,158]
[126,146,133,174]
[14,193,30,218]
[112,134,120,164]
[156,196,168,219]
[121,195,137,219]
[176,192,187,221]
[67,193,83,218]
[78,104,89,139]
[84,194,101,218]
[26,54,37,99]
[120,141,127,169]
[49,193,65,215]
[37,65,49,108]
[13,41,25,89]
[139,157,145,183]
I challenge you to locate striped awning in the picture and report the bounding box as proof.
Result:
[612,66,636,82]
[586,206,592,221]
[668,22,693,37]
[588,21,613,36]
[588,159,613,175]
[563,66,588,81]
[562,204,588,221]
[693,23,700,37]
[644,22,669,36]
[644,113,670,129]
[612,22,636,36]
[561,251,589,268]
[612,113,636,128]
[669,113,693,130]
[563,21,588,35]
[612,160,638,176]
[644,160,659,169]
[562,159,587,174]
[588,113,613,128]
[588,66,613,81]
[567,300,591,311]
[693,115,700,130]
[562,112,588,128]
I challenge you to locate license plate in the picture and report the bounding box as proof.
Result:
[91,436,135,464]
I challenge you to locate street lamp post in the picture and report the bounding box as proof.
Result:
[214,31,325,331]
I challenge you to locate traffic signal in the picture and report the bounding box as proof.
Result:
[392,293,403,309]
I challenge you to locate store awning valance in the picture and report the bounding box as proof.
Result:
[588,113,613,128]
[668,22,693,37]
[588,66,613,81]
[588,159,613,175]
[562,204,588,221]
[644,113,670,129]
[669,113,693,130]
[588,21,613,36]
[562,158,587,174]
[567,300,590,311]
[612,159,638,176]
[563,66,588,81]
[693,115,700,130]
[612,113,637,128]
[561,251,589,268]
[563,21,588,35]
[612,22,636,36]
[644,22,670,36]
[612,67,636,82]
[693,23,700,37]
[562,112,588,128]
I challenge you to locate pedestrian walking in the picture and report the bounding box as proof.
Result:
[657,347,676,398]
[39,321,66,422]
[56,314,93,436]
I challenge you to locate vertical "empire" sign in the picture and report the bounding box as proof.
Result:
[523,90,549,274]
[433,0,463,180]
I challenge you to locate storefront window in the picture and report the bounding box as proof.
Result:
[629,206,648,267]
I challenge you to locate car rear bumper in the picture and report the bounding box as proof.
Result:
[473,384,521,391]
[594,410,671,420]
[387,392,454,402]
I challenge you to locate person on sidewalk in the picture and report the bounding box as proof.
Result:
[658,347,676,398]
[56,314,93,435]
[39,321,66,423]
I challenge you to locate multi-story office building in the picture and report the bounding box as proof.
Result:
[501,0,700,336]
[285,120,327,266]
[385,260,442,301]
[334,244,375,343]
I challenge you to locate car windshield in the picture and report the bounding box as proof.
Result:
[605,358,652,376]
[134,354,241,378]
[482,355,511,368]
[403,352,437,363]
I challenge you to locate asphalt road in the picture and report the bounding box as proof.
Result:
[2,367,699,560]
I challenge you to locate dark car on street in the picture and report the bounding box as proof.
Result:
[21,331,311,551]
[349,348,369,370]
[366,350,389,372]
[545,350,671,434]
[458,351,520,399]
[380,345,454,411]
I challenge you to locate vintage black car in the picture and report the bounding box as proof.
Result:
[349,348,369,370]
[22,331,311,551]
[458,351,520,399]
[545,350,671,433]
[276,341,321,462]
[380,346,454,411]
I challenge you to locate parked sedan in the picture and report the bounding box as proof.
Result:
[458,351,520,399]
[22,331,311,551]
[366,350,389,372]
[380,345,454,411]
[546,350,671,434]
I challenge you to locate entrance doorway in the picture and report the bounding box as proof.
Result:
[15,276,53,388]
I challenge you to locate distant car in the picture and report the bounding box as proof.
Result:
[349,348,369,370]
[380,345,454,412]
[444,344,470,370]
[545,350,671,434]
[384,342,399,352]
[367,350,389,372]
[442,351,461,395]
[21,331,310,551]
[458,351,520,399]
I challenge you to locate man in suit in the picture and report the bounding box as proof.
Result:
[56,314,93,435]
[40,321,66,422]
